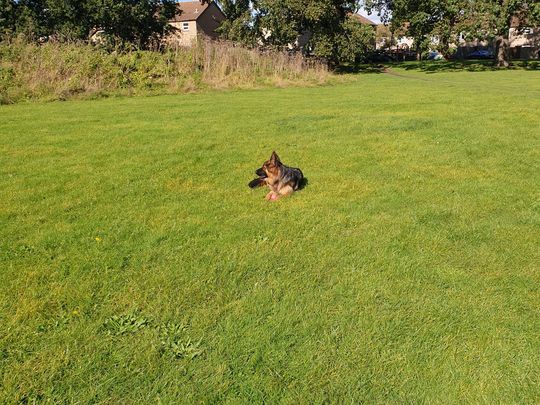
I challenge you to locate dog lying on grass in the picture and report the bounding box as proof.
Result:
[248,151,304,200]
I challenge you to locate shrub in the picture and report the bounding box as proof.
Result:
[0,38,331,104]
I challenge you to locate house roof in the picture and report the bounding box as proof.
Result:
[351,13,377,26]
[510,15,532,28]
[170,1,211,22]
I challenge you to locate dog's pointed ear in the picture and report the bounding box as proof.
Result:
[270,151,280,164]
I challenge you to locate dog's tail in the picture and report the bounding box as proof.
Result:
[248,178,267,189]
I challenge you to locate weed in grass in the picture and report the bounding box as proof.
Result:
[158,322,204,360]
[102,313,150,336]
[36,308,81,334]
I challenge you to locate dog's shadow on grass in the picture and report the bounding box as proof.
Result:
[298,177,309,191]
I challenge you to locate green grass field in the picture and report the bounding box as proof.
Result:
[1,68,539,403]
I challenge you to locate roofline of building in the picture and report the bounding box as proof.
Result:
[169,0,226,23]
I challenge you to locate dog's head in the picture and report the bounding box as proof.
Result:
[257,151,281,178]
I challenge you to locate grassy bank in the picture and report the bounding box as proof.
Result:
[1,69,539,402]
[0,39,330,104]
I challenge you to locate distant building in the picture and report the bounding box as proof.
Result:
[167,1,226,47]
[350,14,377,29]
[453,16,539,59]
[374,22,416,51]
[508,16,540,59]
[376,18,539,60]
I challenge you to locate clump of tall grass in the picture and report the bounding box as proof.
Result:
[0,38,331,104]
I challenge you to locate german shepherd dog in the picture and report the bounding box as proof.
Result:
[248,151,304,200]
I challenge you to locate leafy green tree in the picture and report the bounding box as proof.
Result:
[255,0,306,47]
[313,15,375,64]
[92,0,177,47]
[431,0,464,59]
[0,0,17,35]
[253,0,374,65]
[41,0,96,40]
[217,0,374,64]
[216,0,255,44]
[1,0,177,47]
[366,0,465,60]
[9,0,49,38]
[405,8,435,60]
[3,0,90,39]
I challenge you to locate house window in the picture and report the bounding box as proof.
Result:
[182,22,189,31]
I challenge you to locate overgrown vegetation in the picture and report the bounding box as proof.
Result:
[0,38,330,104]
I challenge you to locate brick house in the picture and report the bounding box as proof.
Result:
[168,1,226,47]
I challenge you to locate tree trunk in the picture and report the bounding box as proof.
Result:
[495,35,510,67]
[440,36,450,59]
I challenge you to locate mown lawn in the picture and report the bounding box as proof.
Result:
[1,68,539,403]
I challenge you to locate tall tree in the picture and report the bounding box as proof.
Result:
[253,0,374,65]
[431,0,464,59]
[0,0,17,35]
[394,0,433,59]
[216,0,256,44]
[366,0,465,60]
[41,0,96,40]
[336,14,376,63]
[1,0,177,47]
[92,0,177,47]
[10,0,49,38]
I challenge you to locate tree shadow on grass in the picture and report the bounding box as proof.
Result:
[335,60,539,75]
[335,64,385,74]
[399,59,540,73]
